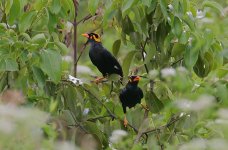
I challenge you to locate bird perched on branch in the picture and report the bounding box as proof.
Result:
[119,76,148,127]
[82,33,123,83]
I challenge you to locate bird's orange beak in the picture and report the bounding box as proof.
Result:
[133,76,141,82]
[82,33,89,38]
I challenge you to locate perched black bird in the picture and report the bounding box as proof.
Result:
[119,76,147,127]
[82,33,123,83]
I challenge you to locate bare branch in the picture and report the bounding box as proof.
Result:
[72,0,79,77]
[142,115,185,135]
[76,13,97,25]
[170,57,184,67]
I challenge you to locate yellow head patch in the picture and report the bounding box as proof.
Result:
[92,34,101,42]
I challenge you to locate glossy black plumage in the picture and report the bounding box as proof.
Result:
[119,76,143,114]
[83,33,123,78]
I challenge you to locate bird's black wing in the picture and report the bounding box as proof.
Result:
[101,49,123,77]
[138,88,144,99]
[119,88,127,113]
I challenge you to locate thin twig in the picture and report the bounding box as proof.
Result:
[60,79,139,132]
[73,0,79,77]
[75,43,87,65]
[140,38,149,74]
[67,106,88,133]
[170,57,184,66]
[134,109,149,143]
[76,13,97,25]
[80,86,116,118]
[87,115,111,122]
[142,115,185,135]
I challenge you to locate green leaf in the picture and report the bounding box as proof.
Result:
[122,0,139,15]
[0,58,18,71]
[112,39,121,57]
[142,0,151,7]
[19,11,36,33]
[20,33,31,41]
[202,1,224,16]
[103,9,116,28]
[173,17,182,38]
[50,0,61,14]
[144,43,156,64]
[217,65,228,78]
[32,66,46,88]
[82,122,108,148]
[130,32,141,46]
[55,41,70,55]
[40,49,62,83]
[145,91,164,113]
[8,0,21,25]
[88,0,99,15]
[159,0,168,19]
[122,15,134,34]
[171,43,185,57]
[193,52,213,78]
[32,33,46,45]
[182,13,195,30]
[122,50,138,76]
[5,0,13,15]
[184,34,201,69]
[34,0,48,11]
[60,0,74,18]
[62,85,77,115]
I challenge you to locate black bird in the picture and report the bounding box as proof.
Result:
[82,33,123,83]
[119,76,147,127]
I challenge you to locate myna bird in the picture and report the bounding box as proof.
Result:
[119,75,148,127]
[82,33,123,83]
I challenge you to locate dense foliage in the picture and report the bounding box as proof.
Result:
[0,0,227,149]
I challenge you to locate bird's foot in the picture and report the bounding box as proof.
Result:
[141,103,149,111]
[92,77,105,84]
[124,116,128,127]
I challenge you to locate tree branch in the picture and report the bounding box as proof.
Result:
[134,109,149,144]
[60,80,139,133]
[140,38,149,74]
[75,43,87,65]
[170,57,183,67]
[73,0,79,77]
[142,115,185,135]
[76,13,97,25]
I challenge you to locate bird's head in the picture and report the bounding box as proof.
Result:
[82,33,101,43]
[128,75,141,85]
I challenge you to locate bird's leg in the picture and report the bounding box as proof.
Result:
[141,103,149,111]
[123,114,128,127]
[92,77,105,84]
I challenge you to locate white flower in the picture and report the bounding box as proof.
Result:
[177,66,188,74]
[83,108,90,115]
[168,4,174,11]
[77,65,92,74]
[218,109,228,120]
[208,139,228,150]
[55,141,79,150]
[186,11,193,19]
[149,70,159,79]
[62,56,73,62]
[179,138,207,150]
[109,130,128,144]
[0,118,15,134]
[196,9,205,19]
[161,68,176,78]
[68,75,83,85]
[176,95,215,112]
